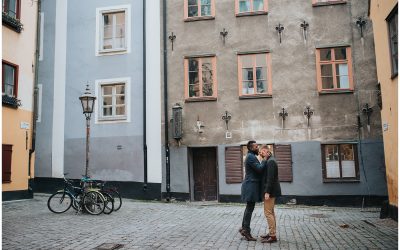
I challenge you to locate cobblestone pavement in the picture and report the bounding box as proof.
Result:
[2,194,398,250]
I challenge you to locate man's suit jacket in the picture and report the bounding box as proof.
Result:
[261,156,282,198]
[241,152,265,202]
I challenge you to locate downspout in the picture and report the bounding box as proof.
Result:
[29,0,41,193]
[163,0,171,201]
[142,0,148,191]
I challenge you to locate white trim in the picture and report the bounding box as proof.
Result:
[95,4,131,56]
[39,12,44,61]
[146,0,162,183]
[37,84,42,122]
[94,77,131,124]
[52,0,67,178]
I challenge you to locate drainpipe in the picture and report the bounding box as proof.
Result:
[29,0,41,194]
[142,0,148,191]
[163,0,171,201]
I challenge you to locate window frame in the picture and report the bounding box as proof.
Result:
[321,143,360,182]
[2,0,21,19]
[235,0,268,16]
[95,5,131,56]
[386,5,398,78]
[312,0,347,7]
[95,77,131,124]
[184,55,218,102]
[238,52,272,98]
[315,46,354,93]
[2,60,19,98]
[184,0,215,21]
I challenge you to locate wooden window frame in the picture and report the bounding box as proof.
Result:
[2,144,12,183]
[184,56,217,102]
[238,53,272,99]
[316,46,354,93]
[312,0,347,7]
[235,0,268,16]
[2,60,19,98]
[321,144,360,183]
[386,4,398,78]
[2,0,21,19]
[184,0,215,21]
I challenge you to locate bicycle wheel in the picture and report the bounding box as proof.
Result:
[72,193,83,211]
[47,191,73,214]
[102,192,114,215]
[83,191,105,215]
[109,190,122,211]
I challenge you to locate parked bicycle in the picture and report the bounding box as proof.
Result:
[80,176,115,214]
[47,175,106,215]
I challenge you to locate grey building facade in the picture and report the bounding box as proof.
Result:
[163,0,388,205]
[35,0,162,199]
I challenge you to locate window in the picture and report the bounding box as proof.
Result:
[387,6,398,77]
[2,0,20,19]
[96,5,131,56]
[184,56,217,101]
[312,0,346,6]
[322,144,359,181]
[2,144,12,183]
[95,77,130,123]
[2,60,18,97]
[238,53,272,97]
[316,46,353,92]
[184,0,215,20]
[235,0,268,15]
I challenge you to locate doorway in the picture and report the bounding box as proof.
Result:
[190,147,218,201]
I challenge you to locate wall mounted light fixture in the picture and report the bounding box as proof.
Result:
[220,28,228,45]
[300,21,309,43]
[303,106,314,128]
[356,17,367,38]
[278,107,288,128]
[168,32,176,51]
[362,103,373,131]
[221,111,232,130]
[275,23,284,44]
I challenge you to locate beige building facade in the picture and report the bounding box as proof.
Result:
[2,0,39,200]
[369,0,398,219]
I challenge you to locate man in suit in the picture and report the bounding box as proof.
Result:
[239,140,266,241]
[259,145,281,243]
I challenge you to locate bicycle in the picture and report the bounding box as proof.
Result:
[80,176,115,214]
[47,175,106,215]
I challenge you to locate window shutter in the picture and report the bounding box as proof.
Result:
[2,144,12,183]
[274,144,292,182]
[225,146,243,184]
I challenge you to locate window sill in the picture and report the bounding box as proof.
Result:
[97,117,128,124]
[239,94,272,99]
[391,72,398,79]
[323,179,360,183]
[185,97,217,102]
[2,181,11,184]
[97,48,128,56]
[236,11,268,17]
[312,1,347,7]
[319,89,354,95]
[2,12,23,33]
[184,16,215,22]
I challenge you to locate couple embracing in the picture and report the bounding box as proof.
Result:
[239,140,281,244]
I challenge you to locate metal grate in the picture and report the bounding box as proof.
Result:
[309,213,329,218]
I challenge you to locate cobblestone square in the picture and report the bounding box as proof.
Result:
[2,194,398,249]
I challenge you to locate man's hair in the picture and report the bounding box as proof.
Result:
[247,140,256,151]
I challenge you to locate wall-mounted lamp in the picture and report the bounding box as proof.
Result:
[220,28,228,45]
[356,17,367,38]
[300,21,309,43]
[196,115,205,134]
[275,23,284,44]
[303,106,314,128]
[168,32,176,51]
[278,107,288,128]
[362,103,373,132]
[172,103,183,140]
[221,111,232,130]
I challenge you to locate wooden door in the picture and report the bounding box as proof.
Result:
[193,147,217,201]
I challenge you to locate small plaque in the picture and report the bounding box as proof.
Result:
[225,131,232,139]
[383,122,389,131]
[20,122,30,129]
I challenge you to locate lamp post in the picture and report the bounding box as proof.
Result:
[79,84,96,178]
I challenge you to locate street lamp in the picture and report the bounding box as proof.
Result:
[79,84,96,178]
